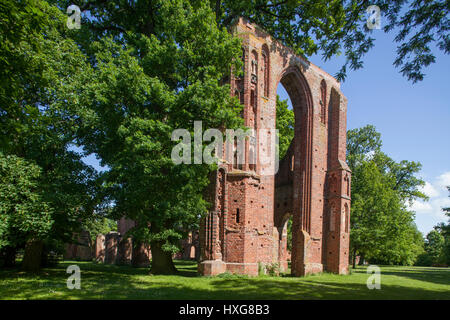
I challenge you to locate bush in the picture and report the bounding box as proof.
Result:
[415,253,433,266]
[265,262,281,277]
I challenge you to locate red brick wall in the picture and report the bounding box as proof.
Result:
[199,17,350,276]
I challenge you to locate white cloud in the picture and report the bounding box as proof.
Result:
[419,181,440,198]
[437,171,450,189]
[410,172,450,234]
[409,200,433,213]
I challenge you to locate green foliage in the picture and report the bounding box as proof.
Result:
[0,0,102,270]
[375,222,425,266]
[211,0,449,82]
[347,125,382,170]
[426,230,445,263]
[0,154,53,249]
[419,196,450,266]
[286,216,293,252]
[265,262,281,277]
[417,229,445,266]
[275,95,294,160]
[348,125,427,265]
[62,0,243,272]
[83,216,117,243]
[439,188,450,265]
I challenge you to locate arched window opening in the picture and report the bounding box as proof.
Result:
[330,206,336,232]
[262,45,269,97]
[233,139,242,170]
[250,90,257,136]
[345,175,350,196]
[248,136,256,171]
[320,80,327,124]
[233,139,239,169]
[251,50,258,84]
[345,203,349,233]
[241,48,246,76]
[275,83,294,160]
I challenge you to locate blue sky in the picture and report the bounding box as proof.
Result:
[277,26,450,235]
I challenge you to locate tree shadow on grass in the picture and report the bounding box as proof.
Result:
[36,276,450,299]
[1,262,449,300]
[206,277,450,300]
[378,267,450,286]
[172,260,199,277]
[56,260,199,277]
[0,259,202,299]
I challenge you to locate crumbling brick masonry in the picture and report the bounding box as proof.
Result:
[199,18,351,277]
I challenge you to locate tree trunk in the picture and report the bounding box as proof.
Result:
[352,248,357,269]
[131,241,150,267]
[2,246,17,268]
[358,253,365,266]
[150,241,177,275]
[40,245,57,268]
[22,239,44,272]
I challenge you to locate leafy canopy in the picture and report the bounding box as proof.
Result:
[211,0,449,82]
[0,0,101,266]
[63,0,244,272]
[347,125,427,265]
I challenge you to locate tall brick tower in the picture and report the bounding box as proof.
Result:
[198,18,350,276]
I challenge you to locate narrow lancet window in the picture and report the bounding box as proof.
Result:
[320,80,327,124]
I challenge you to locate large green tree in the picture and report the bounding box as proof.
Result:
[63,0,243,274]
[416,229,445,266]
[0,0,100,271]
[440,188,450,264]
[67,0,449,83]
[425,230,445,263]
[347,125,427,266]
[419,187,450,266]
[0,154,53,268]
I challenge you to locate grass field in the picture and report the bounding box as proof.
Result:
[0,260,449,299]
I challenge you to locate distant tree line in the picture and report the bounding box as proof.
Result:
[416,193,450,266]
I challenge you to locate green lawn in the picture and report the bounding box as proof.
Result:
[0,260,449,299]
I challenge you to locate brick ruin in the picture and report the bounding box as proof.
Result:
[198,18,351,277]
[103,217,152,267]
[64,230,93,261]
[65,217,199,265]
[63,18,350,277]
